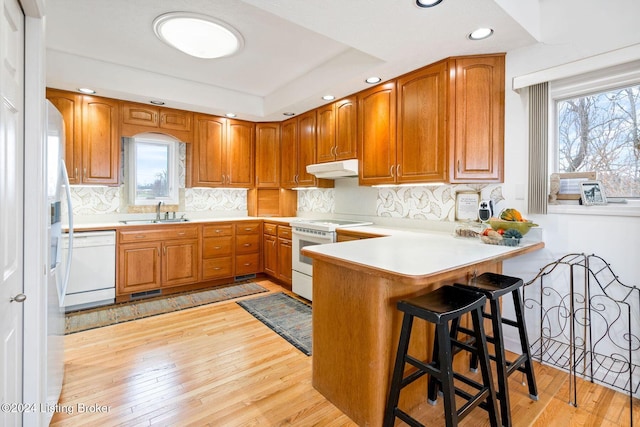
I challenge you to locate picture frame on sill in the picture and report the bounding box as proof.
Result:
[580,181,607,206]
[549,171,597,203]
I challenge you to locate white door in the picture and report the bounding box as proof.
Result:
[0,0,25,425]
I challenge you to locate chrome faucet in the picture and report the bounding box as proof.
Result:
[156,201,163,220]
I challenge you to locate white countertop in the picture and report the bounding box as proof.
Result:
[303,230,543,277]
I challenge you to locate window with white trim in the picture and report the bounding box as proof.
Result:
[551,62,640,198]
[128,137,179,205]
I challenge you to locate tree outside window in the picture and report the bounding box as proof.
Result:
[557,84,640,198]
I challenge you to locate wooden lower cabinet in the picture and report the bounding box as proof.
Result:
[162,239,199,287]
[118,241,162,294]
[202,223,234,280]
[235,222,262,275]
[262,222,292,287]
[117,239,199,295]
[276,235,292,285]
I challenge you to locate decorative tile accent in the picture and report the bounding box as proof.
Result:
[69,186,121,215]
[297,188,335,213]
[185,188,247,211]
[296,184,505,221]
[376,184,504,220]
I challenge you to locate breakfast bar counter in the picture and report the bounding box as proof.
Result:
[302,232,544,426]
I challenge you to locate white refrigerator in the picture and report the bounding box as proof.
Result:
[45,100,73,421]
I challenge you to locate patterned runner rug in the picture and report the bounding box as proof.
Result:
[65,282,268,334]
[237,292,312,356]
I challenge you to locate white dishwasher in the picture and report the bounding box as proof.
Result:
[62,230,116,311]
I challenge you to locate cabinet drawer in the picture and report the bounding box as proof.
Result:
[202,224,233,237]
[277,226,292,239]
[119,225,199,243]
[236,234,260,254]
[235,253,260,275]
[202,236,233,258]
[263,223,277,236]
[236,222,261,235]
[202,257,233,279]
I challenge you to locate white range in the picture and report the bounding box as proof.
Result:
[289,219,372,301]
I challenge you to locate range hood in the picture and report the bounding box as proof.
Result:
[306,159,359,179]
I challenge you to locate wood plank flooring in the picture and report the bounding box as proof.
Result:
[51,279,639,426]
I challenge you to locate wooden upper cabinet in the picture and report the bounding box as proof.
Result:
[296,110,317,187]
[280,117,298,189]
[226,119,255,187]
[121,101,193,142]
[334,96,358,161]
[358,81,397,185]
[190,114,254,188]
[316,96,357,163]
[81,95,120,185]
[192,114,226,187]
[255,122,280,188]
[316,103,336,163]
[46,88,82,185]
[396,60,448,183]
[449,54,505,183]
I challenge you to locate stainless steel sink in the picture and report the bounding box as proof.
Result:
[119,218,189,225]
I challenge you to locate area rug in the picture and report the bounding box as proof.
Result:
[237,292,312,356]
[65,282,268,334]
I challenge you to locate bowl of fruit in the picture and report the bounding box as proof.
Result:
[487,208,538,236]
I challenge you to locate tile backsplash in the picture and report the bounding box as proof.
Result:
[297,181,505,221]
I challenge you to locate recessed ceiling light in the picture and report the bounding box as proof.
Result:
[322,95,335,101]
[468,28,494,41]
[416,0,444,8]
[283,112,295,117]
[149,100,165,105]
[77,88,96,94]
[365,77,382,84]
[225,113,237,118]
[153,12,244,59]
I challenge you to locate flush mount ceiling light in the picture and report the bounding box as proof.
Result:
[416,0,444,8]
[77,87,96,94]
[283,112,296,116]
[225,113,236,118]
[365,77,382,84]
[468,27,494,41]
[322,95,335,101]
[149,100,165,105]
[153,12,244,59]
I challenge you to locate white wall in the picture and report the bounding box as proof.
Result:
[501,0,640,286]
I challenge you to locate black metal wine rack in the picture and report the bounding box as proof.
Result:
[523,253,638,425]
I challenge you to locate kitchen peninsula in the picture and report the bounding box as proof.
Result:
[302,231,544,426]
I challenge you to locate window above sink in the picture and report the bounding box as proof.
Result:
[127,134,180,206]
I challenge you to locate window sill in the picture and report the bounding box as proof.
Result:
[548,200,640,217]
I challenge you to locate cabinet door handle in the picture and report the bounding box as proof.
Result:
[396,164,401,177]
[135,235,146,239]
[213,267,221,270]
[74,167,78,179]
[457,160,461,173]
[163,246,166,255]
[215,229,222,233]
[83,168,87,179]
[389,165,395,178]
[243,262,252,266]
[243,243,251,247]
[214,246,222,250]
[177,232,185,236]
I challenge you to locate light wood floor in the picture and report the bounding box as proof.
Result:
[51,279,639,426]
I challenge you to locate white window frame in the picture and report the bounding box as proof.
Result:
[547,60,640,216]
[128,136,179,206]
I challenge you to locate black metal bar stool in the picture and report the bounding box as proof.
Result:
[447,272,538,427]
[384,285,500,427]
